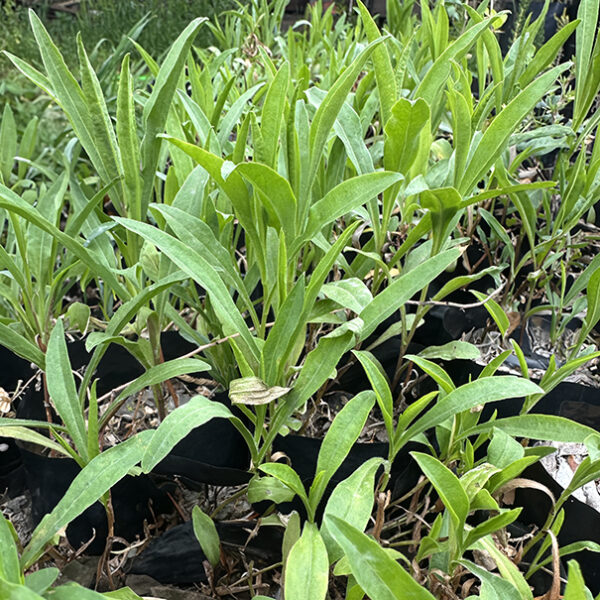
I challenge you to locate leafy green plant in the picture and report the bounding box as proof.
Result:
[1,0,600,596]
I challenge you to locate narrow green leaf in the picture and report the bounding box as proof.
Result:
[412,452,469,534]
[76,34,123,212]
[235,162,297,240]
[191,506,220,567]
[312,391,376,506]
[321,279,373,315]
[0,514,21,584]
[285,523,329,600]
[46,320,88,462]
[261,276,306,385]
[353,350,394,434]
[308,39,384,186]
[397,377,542,448]
[114,217,260,364]
[24,568,59,595]
[0,427,71,459]
[259,463,309,508]
[304,172,402,242]
[416,17,495,106]
[519,20,579,88]
[460,415,600,445]
[472,536,534,600]
[0,322,45,368]
[471,290,510,336]
[563,560,591,600]
[357,0,396,124]
[487,428,525,469]
[116,54,142,220]
[49,582,138,598]
[321,457,384,562]
[247,475,296,504]
[459,559,522,600]
[260,328,356,463]
[326,516,436,600]
[140,17,207,216]
[0,103,16,183]
[260,61,290,168]
[574,0,600,126]
[464,508,522,548]
[384,98,430,175]
[404,354,456,394]
[584,268,600,331]
[460,63,570,195]
[418,341,480,361]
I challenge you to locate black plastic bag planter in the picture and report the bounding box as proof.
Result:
[19,446,172,555]
[128,519,284,585]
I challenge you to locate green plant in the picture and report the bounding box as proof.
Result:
[2,0,600,595]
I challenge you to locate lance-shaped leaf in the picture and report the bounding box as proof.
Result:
[140,17,207,216]
[321,456,384,562]
[460,63,570,195]
[0,323,45,368]
[235,162,297,240]
[384,98,430,175]
[310,391,376,509]
[0,513,21,584]
[308,39,384,186]
[46,320,88,462]
[396,377,543,449]
[302,171,403,244]
[326,516,436,600]
[359,248,461,340]
[285,523,329,600]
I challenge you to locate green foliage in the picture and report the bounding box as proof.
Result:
[1,0,600,596]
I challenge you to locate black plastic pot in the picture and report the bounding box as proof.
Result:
[19,446,172,555]
[0,344,39,498]
[129,519,284,584]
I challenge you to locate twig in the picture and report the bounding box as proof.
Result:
[403,280,506,310]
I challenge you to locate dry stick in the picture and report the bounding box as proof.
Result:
[36,337,56,430]
[158,345,179,408]
[543,531,562,600]
[96,494,116,590]
[403,279,506,309]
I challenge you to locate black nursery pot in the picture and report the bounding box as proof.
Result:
[0,344,39,498]
[129,432,425,585]
[19,446,172,555]
[2,331,204,552]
